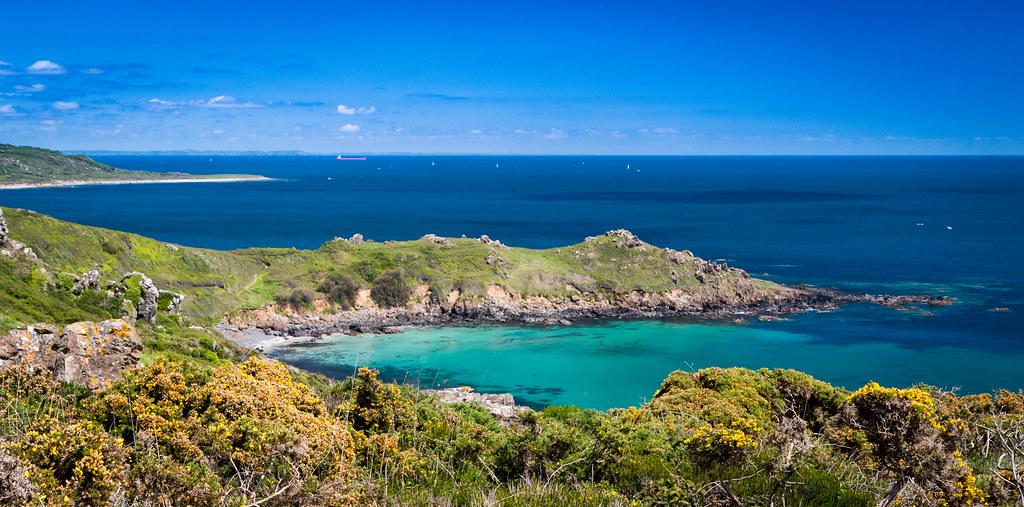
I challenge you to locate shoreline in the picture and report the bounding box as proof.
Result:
[220,287,955,350]
[0,176,273,190]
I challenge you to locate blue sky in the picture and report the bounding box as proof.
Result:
[1,0,1021,154]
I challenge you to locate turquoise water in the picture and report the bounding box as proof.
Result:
[269,306,1023,410]
[3,155,1022,406]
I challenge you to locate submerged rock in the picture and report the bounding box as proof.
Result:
[0,319,142,389]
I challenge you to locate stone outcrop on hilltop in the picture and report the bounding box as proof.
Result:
[0,319,142,389]
[227,229,953,338]
[0,208,37,260]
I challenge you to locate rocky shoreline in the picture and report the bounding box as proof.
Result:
[222,283,954,346]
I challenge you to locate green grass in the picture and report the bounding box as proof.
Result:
[3,206,786,327]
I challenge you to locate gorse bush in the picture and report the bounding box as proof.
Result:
[4,352,1024,505]
[370,269,410,308]
[318,272,359,309]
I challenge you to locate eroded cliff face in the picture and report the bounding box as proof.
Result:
[0,319,142,389]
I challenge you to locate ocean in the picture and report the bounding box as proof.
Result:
[2,155,1022,408]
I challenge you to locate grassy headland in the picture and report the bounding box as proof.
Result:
[0,144,267,187]
[2,207,1007,506]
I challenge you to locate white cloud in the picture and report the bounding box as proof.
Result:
[544,128,566,140]
[14,83,46,93]
[53,101,79,110]
[0,61,15,76]
[651,127,679,135]
[37,119,62,132]
[337,103,376,115]
[0,104,16,115]
[513,129,529,135]
[212,129,225,135]
[469,129,483,135]
[147,96,261,110]
[339,123,361,133]
[82,68,104,75]
[26,60,66,75]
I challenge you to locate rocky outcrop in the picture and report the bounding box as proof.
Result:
[71,269,101,295]
[0,319,142,389]
[120,272,160,323]
[479,235,507,248]
[422,234,453,248]
[426,386,529,422]
[0,208,37,261]
[0,208,9,248]
[160,290,185,314]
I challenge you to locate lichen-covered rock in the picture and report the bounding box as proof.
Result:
[0,319,142,389]
[72,269,101,295]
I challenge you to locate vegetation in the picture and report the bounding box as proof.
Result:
[318,272,360,308]
[3,353,1024,505]
[369,269,410,308]
[0,144,262,185]
[1,206,781,333]
[3,206,1021,505]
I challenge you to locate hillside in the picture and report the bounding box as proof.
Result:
[0,206,838,336]
[0,207,1014,506]
[0,144,264,186]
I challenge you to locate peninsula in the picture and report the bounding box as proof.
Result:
[0,144,268,189]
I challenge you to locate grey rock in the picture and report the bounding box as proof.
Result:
[159,290,185,314]
[422,233,453,248]
[72,269,101,295]
[0,319,142,390]
[122,272,160,323]
[427,386,530,422]
[0,450,34,505]
[0,208,8,248]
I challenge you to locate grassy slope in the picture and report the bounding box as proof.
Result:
[0,143,259,184]
[3,207,785,327]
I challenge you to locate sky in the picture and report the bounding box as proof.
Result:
[1,0,1022,154]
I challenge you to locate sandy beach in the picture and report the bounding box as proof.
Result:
[0,176,273,190]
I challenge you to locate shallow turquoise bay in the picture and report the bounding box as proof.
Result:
[268,305,1023,410]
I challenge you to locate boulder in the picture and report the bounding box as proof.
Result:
[71,269,101,295]
[0,319,142,389]
[422,233,453,248]
[428,386,529,422]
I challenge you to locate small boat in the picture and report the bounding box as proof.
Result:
[431,160,435,166]
[327,177,333,181]
[946,225,953,230]
[627,164,630,169]
[916,222,924,226]
[337,155,367,161]
[496,162,500,168]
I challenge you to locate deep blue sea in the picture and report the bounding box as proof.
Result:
[2,155,1022,407]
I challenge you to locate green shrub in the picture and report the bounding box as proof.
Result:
[370,269,410,308]
[275,288,315,309]
[318,272,359,309]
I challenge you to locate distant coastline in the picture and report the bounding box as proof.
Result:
[0,175,272,190]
